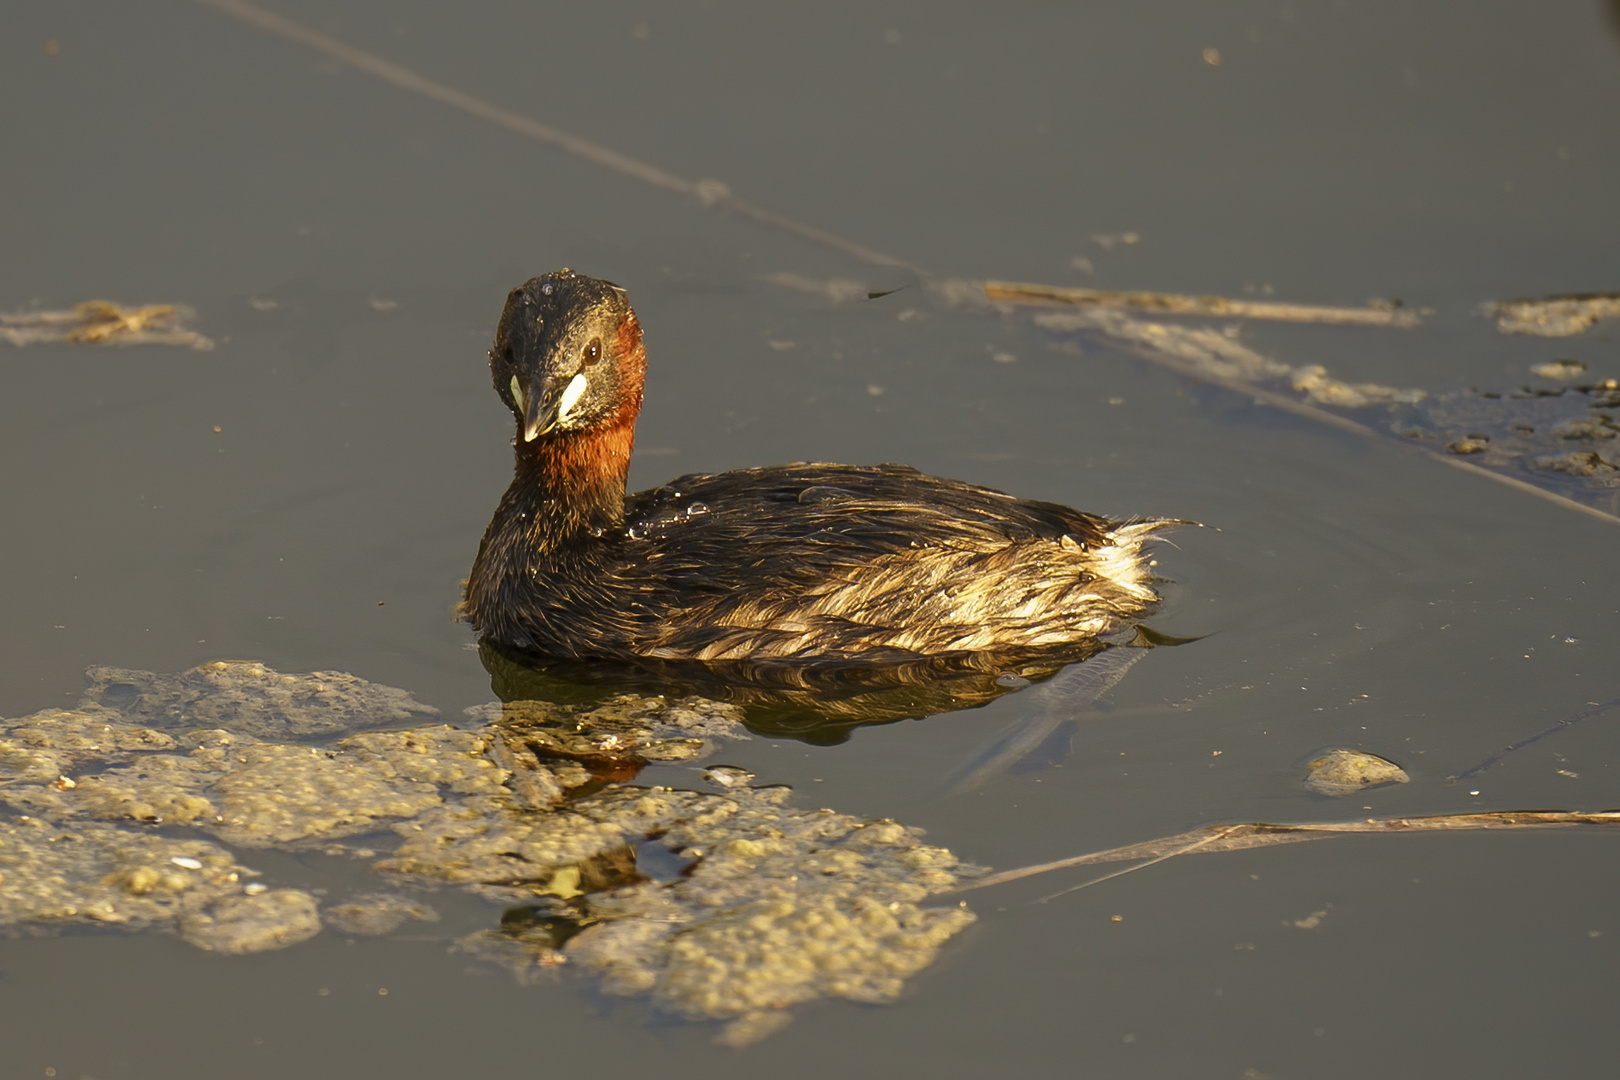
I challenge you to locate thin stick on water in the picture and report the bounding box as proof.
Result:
[1030,826,1242,903]
[952,811,1620,895]
[984,280,1424,328]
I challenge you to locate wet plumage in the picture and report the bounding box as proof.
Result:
[463,269,1176,665]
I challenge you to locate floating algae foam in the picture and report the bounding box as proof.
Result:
[0,661,982,1043]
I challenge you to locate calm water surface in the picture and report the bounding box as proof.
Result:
[3,2,1618,1077]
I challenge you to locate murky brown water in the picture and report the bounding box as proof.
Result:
[3,1,1618,1076]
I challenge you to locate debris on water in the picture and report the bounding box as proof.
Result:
[1006,279,1618,522]
[1484,294,1620,337]
[1289,907,1330,930]
[1290,364,1426,408]
[1389,383,1620,510]
[1303,749,1410,796]
[1089,232,1141,250]
[1029,307,1425,410]
[1531,359,1588,380]
[1536,451,1618,477]
[0,301,215,349]
[1551,416,1618,441]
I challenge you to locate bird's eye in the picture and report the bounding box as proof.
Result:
[584,338,602,366]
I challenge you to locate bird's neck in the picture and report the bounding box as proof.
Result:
[507,418,636,545]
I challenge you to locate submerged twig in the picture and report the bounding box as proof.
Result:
[955,810,1620,894]
[1448,697,1620,783]
[192,0,918,273]
[985,280,1424,328]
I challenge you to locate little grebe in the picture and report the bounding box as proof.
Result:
[463,269,1176,664]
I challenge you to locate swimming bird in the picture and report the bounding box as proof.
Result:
[463,269,1176,670]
